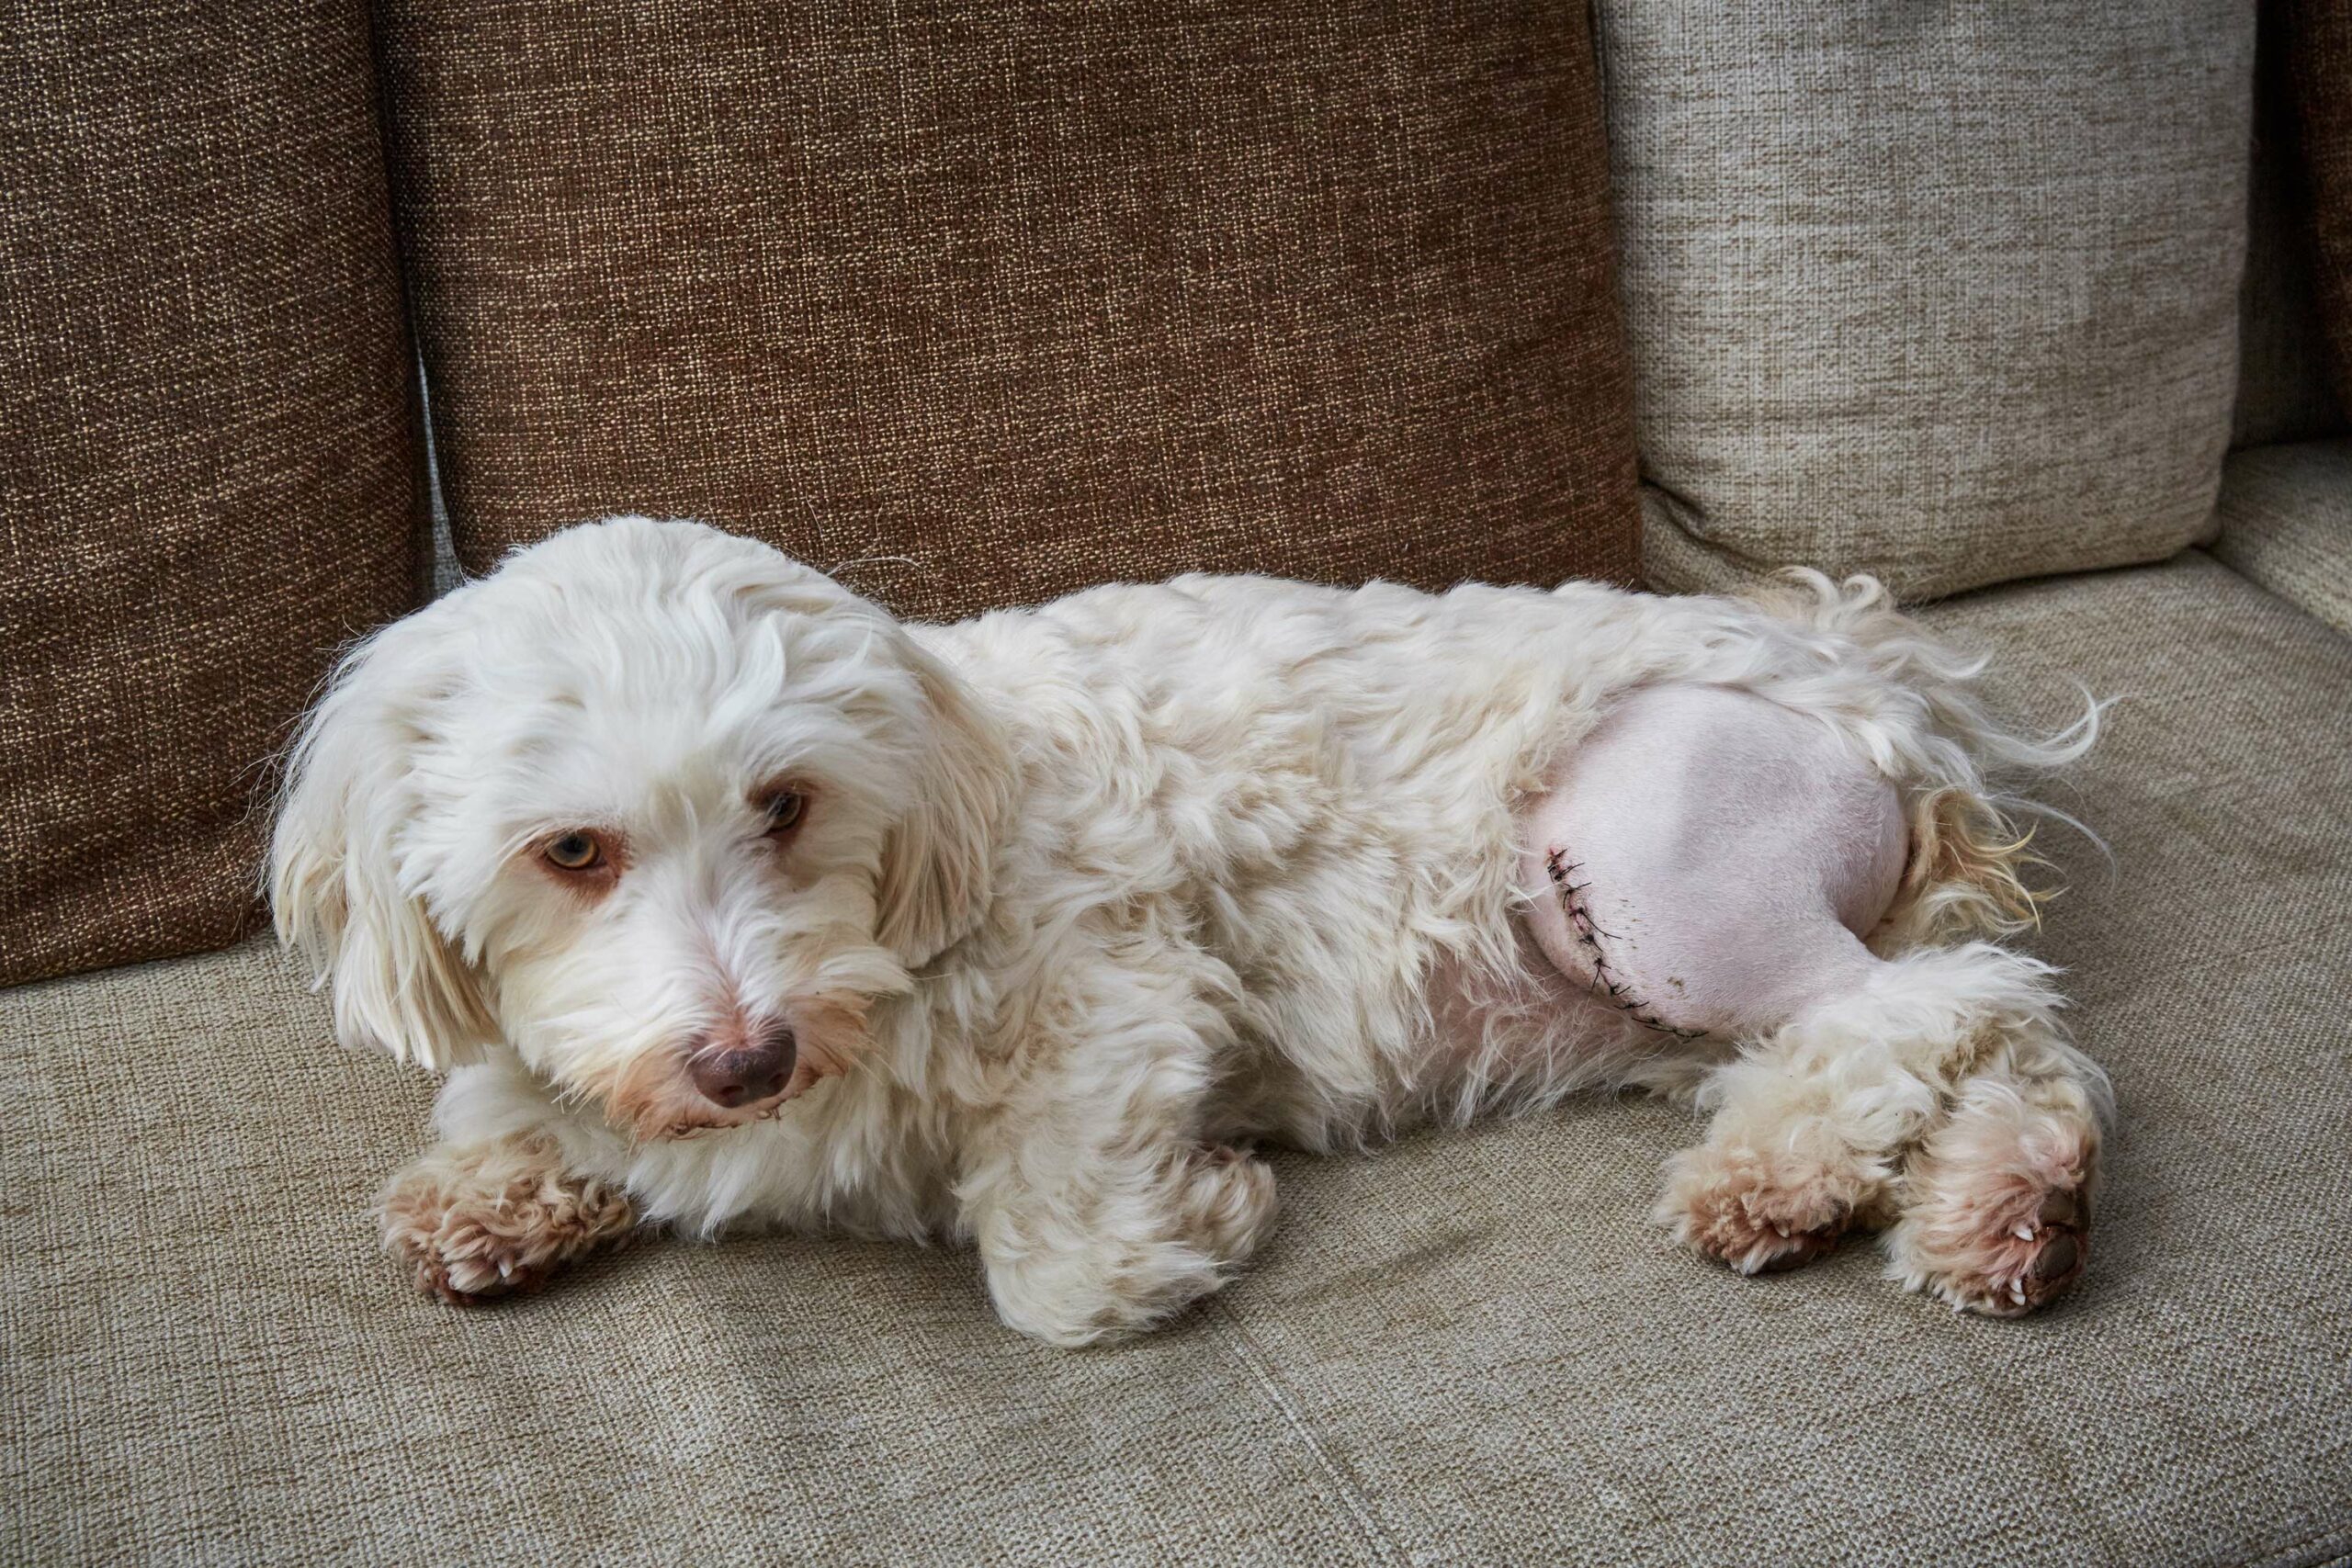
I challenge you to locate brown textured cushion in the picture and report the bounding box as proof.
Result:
[0,0,419,986]
[2289,0,2352,408]
[2238,0,2347,447]
[375,0,1638,618]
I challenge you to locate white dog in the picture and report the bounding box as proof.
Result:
[271,516,2108,1344]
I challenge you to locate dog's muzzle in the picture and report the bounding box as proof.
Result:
[686,1023,797,1111]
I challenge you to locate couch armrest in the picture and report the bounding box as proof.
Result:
[2210,441,2352,637]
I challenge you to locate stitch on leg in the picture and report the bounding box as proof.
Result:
[1544,848,1706,1041]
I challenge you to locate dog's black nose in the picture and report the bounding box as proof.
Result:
[687,1024,796,1109]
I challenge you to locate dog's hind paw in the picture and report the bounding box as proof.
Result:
[1657,1137,1883,1276]
[1891,1184,2089,1317]
[1883,1086,2096,1316]
[379,1134,636,1305]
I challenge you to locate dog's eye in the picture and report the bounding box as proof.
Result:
[545,832,602,871]
[763,791,806,832]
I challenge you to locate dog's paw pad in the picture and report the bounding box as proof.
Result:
[1972,1189,2090,1315]
[407,1213,566,1304]
[413,1247,547,1306]
[1889,1089,2098,1319]
[1689,1194,1849,1276]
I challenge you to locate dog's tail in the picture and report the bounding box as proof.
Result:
[1746,570,2108,948]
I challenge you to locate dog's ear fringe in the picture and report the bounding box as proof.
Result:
[268,618,497,1073]
[876,638,1012,969]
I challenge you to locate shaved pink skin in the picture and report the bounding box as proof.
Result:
[1518,684,1910,1042]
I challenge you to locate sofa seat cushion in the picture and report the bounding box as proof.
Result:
[5,554,2348,1564]
[2212,439,2352,636]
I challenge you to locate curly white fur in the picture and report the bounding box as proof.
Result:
[272,516,2109,1344]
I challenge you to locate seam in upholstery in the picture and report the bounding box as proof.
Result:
[2197,540,2352,642]
[2249,1522,2352,1568]
[1210,1297,1412,1568]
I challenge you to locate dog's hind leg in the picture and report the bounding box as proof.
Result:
[1660,942,2099,1306]
[1520,686,1912,1047]
[1518,684,2104,1309]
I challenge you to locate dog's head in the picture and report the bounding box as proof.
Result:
[270,516,1009,1139]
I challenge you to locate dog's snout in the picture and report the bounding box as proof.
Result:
[687,1024,796,1109]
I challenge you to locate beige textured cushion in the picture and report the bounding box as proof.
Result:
[2211,440,2352,635]
[1599,5,2256,600]
[6,555,2349,1562]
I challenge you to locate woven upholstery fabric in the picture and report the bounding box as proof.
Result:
[374,0,1639,618]
[2289,0,2352,409]
[2238,1,2348,448]
[0,0,418,985]
[6,554,2349,1564]
[1598,5,2255,601]
[2212,440,2352,636]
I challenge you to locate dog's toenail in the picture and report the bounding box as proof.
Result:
[2039,1191,2080,1227]
[2013,1224,2036,1241]
[2032,1234,2079,1281]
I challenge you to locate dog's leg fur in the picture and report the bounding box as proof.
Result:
[952,930,1282,1347]
[960,1134,1279,1347]
[1519,684,2106,1310]
[1659,943,2098,1296]
[379,1130,637,1304]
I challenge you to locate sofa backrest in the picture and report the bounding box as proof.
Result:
[0,0,421,987]
[374,0,1642,620]
[1597,3,2258,602]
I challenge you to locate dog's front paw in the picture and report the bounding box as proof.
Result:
[1174,1144,1280,1264]
[972,1144,1280,1348]
[379,1135,635,1305]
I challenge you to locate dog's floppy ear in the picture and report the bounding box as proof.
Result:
[269,613,496,1071]
[876,640,1012,968]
